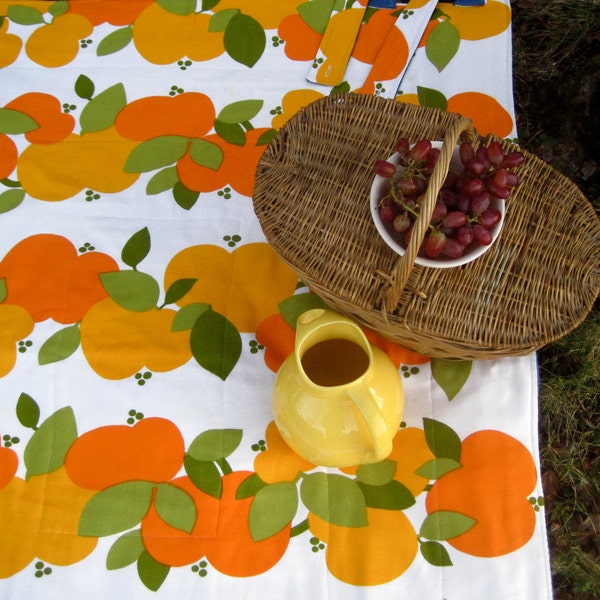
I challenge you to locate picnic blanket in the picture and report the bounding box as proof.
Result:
[0,1,553,597]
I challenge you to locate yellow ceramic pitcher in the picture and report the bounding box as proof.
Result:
[272,308,404,467]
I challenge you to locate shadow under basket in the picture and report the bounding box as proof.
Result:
[252,94,600,360]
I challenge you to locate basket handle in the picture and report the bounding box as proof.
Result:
[383,115,475,313]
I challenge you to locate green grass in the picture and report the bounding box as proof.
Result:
[511,1,600,597]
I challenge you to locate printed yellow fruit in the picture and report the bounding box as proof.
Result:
[18,126,139,201]
[0,19,21,68]
[213,0,300,30]
[438,0,511,41]
[164,243,299,333]
[309,507,418,585]
[133,4,224,64]
[272,89,324,131]
[35,467,98,565]
[80,298,192,379]
[25,13,93,67]
[0,304,34,377]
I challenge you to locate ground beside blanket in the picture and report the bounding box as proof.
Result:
[511,1,600,597]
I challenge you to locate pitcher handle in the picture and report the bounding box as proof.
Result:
[346,387,392,463]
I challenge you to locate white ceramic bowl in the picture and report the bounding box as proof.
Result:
[370,141,505,268]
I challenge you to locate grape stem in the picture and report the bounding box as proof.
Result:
[387,185,436,231]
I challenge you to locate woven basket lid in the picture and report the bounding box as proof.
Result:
[253,94,600,360]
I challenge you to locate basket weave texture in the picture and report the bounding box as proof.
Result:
[253,94,600,360]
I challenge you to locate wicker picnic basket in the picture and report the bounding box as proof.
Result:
[253,94,600,360]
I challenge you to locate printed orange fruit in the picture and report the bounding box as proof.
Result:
[309,507,418,585]
[425,429,538,557]
[0,134,18,179]
[5,92,75,144]
[0,234,119,324]
[141,476,219,567]
[67,0,153,25]
[278,13,322,61]
[0,446,18,490]
[64,417,185,490]
[176,127,272,197]
[204,471,291,576]
[115,92,215,141]
[351,8,397,64]
[447,91,514,138]
[255,312,296,372]
[163,243,299,333]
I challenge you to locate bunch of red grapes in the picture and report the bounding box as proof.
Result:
[374,137,525,259]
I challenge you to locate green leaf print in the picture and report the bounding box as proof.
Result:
[423,418,462,462]
[97,26,133,57]
[431,358,472,401]
[7,5,44,25]
[122,226,151,268]
[300,472,367,527]
[0,189,25,214]
[183,455,222,498]
[154,483,197,533]
[24,406,77,478]
[146,166,180,195]
[189,138,224,169]
[106,530,145,570]
[124,136,189,173]
[16,392,40,430]
[419,510,476,541]
[416,86,448,111]
[415,457,461,480]
[214,119,246,146]
[163,278,197,306]
[357,479,416,510]
[38,324,81,365]
[420,540,453,567]
[256,128,277,145]
[171,302,211,331]
[48,1,69,17]
[0,278,6,303]
[235,473,267,499]
[278,293,328,329]
[249,482,298,541]
[0,108,37,134]
[137,550,170,591]
[79,481,154,537]
[218,99,263,124]
[190,309,241,380]
[100,271,160,312]
[187,429,243,462]
[209,8,240,32]
[355,459,396,486]
[173,181,200,210]
[297,0,336,33]
[79,83,127,134]
[223,13,266,68]
[425,19,460,72]
[156,0,196,16]
[75,74,95,101]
